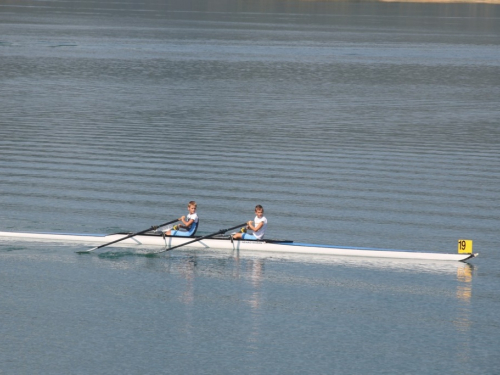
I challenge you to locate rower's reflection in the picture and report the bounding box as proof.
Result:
[180,256,196,305]
[248,259,264,309]
[232,249,265,345]
[246,258,265,347]
[168,256,197,348]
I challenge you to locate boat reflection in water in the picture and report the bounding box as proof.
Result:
[95,244,473,275]
[454,264,473,369]
[456,265,473,304]
[224,248,475,275]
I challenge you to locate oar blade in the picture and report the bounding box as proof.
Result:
[76,247,98,254]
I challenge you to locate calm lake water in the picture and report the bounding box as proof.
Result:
[1,0,499,374]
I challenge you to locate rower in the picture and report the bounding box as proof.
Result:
[231,204,267,241]
[163,201,199,237]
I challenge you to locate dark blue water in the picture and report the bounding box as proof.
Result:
[1,1,499,373]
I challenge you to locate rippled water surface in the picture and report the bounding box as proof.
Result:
[1,1,499,374]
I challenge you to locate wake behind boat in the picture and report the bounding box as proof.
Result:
[0,230,477,262]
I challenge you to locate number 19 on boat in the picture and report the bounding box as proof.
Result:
[458,239,473,254]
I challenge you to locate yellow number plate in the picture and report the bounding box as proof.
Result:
[458,239,473,254]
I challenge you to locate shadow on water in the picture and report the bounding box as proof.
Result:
[0,245,28,252]
[96,249,160,259]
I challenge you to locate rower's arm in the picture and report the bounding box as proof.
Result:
[180,217,194,229]
[248,220,263,232]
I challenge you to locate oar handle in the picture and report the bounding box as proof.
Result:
[152,219,182,231]
[158,223,247,254]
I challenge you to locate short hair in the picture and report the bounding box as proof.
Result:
[255,204,264,212]
[188,201,197,208]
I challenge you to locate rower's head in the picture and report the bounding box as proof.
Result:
[188,201,197,213]
[255,204,264,218]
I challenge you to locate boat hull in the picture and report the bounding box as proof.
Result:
[0,230,477,261]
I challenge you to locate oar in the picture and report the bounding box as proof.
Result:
[155,223,247,254]
[77,219,180,254]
